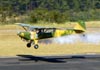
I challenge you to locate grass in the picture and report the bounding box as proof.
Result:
[0,21,100,57]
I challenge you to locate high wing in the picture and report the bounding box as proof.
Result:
[15,23,31,31]
[15,23,56,31]
[15,23,76,31]
[15,23,31,27]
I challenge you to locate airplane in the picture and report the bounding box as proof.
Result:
[16,21,86,49]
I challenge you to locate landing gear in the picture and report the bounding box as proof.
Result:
[26,40,39,49]
[27,43,39,49]
[27,43,31,48]
[34,44,39,49]
[26,43,39,49]
[26,40,33,48]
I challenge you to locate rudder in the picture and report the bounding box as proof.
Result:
[74,21,86,32]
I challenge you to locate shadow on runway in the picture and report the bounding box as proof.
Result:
[17,55,66,63]
[17,55,86,63]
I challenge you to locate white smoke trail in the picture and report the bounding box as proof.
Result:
[40,33,100,45]
[53,34,80,44]
[81,33,100,44]
[38,33,100,44]
[53,33,100,44]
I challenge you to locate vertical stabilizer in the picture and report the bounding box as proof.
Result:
[74,21,86,32]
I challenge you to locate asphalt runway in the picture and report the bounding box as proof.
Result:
[0,55,100,70]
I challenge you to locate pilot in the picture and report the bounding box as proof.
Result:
[36,29,41,34]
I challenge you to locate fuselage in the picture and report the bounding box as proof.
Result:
[17,29,84,41]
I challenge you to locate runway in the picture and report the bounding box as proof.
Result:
[0,54,100,70]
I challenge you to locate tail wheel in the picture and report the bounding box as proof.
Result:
[34,44,39,49]
[27,43,31,48]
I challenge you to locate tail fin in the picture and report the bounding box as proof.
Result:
[74,21,86,32]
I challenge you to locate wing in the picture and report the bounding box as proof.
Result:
[15,23,56,31]
[15,23,31,31]
[15,23,31,27]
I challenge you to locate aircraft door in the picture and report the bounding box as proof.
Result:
[30,31,38,40]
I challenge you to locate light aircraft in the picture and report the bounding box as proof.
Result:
[16,21,86,49]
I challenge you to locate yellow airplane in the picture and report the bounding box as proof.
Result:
[16,21,86,49]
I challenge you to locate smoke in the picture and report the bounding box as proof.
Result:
[39,34,80,44]
[81,33,100,44]
[39,33,100,45]
[53,33,100,44]
[53,34,80,44]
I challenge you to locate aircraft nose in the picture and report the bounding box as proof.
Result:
[17,32,24,37]
[17,32,31,40]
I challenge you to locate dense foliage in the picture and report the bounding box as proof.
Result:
[0,0,100,24]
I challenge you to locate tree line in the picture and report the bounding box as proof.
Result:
[0,0,100,24]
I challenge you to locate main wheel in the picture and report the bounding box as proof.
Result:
[27,43,31,48]
[34,44,39,49]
